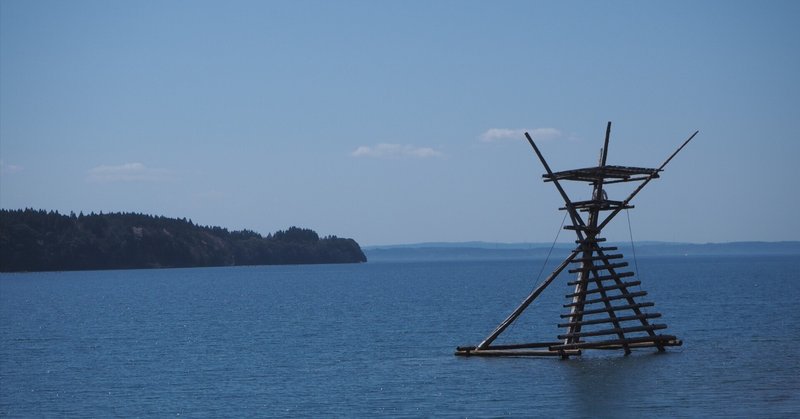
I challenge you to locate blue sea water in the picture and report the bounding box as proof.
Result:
[1,255,799,417]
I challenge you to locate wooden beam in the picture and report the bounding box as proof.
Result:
[563,291,647,308]
[455,348,582,357]
[560,199,626,210]
[604,177,649,185]
[601,121,611,167]
[550,334,678,351]
[576,237,606,243]
[568,261,628,274]
[482,342,564,350]
[566,280,642,298]
[559,302,654,318]
[570,254,623,264]
[564,225,599,233]
[570,205,634,213]
[557,324,667,340]
[558,312,661,328]
[578,339,682,350]
[567,271,634,286]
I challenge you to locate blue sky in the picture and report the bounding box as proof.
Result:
[1,0,798,245]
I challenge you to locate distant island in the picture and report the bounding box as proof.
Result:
[0,209,367,272]
[364,241,800,262]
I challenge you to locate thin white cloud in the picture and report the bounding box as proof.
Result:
[351,143,443,159]
[0,160,23,174]
[87,162,173,183]
[480,127,563,142]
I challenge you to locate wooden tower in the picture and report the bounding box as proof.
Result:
[456,122,698,358]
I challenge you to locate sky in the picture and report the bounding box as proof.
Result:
[1,0,798,246]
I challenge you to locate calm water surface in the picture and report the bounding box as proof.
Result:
[1,255,799,417]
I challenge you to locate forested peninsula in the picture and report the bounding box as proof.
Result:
[0,209,367,272]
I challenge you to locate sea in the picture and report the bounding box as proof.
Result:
[1,254,799,417]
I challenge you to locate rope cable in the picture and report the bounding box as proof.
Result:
[626,208,648,313]
[506,210,569,340]
[626,208,640,279]
[532,210,569,290]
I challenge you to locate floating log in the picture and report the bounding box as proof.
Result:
[558,312,661,328]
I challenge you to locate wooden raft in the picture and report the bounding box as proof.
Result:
[456,122,696,358]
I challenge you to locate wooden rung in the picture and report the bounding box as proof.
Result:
[550,334,678,351]
[573,205,633,213]
[558,312,661,328]
[569,254,623,264]
[560,302,654,318]
[564,225,598,232]
[559,200,632,212]
[566,281,642,298]
[597,246,618,251]
[575,237,606,243]
[593,271,635,281]
[568,262,628,274]
[569,199,625,207]
[567,271,635,286]
[582,340,681,351]
[557,323,667,340]
[563,291,648,308]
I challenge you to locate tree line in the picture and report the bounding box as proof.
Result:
[0,209,367,272]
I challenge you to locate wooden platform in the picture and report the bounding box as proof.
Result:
[455,337,681,357]
[455,346,582,358]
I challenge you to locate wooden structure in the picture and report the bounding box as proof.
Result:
[456,122,698,358]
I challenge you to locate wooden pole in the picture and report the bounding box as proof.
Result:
[475,249,580,350]
[601,121,611,167]
[524,132,588,238]
[596,130,699,232]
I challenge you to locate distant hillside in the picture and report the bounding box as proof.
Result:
[364,241,800,262]
[0,209,366,272]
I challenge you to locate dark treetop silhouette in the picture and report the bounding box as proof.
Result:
[0,209,366,272]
